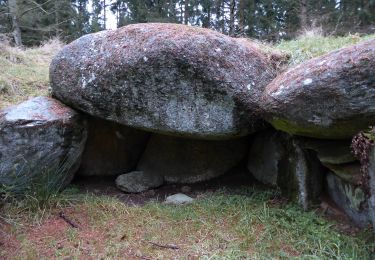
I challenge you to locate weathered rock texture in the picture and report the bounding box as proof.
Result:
[369,147,375,232]
[137,134,249,183]
[116,171,163,193]
[79,117,149,176]
[0,97,87,194]
[322,163,362,185]
[262,39,375,139]
[326,173,370,227]
[50,23,276,139]
[298,139,356,164]
[247,130,324,209]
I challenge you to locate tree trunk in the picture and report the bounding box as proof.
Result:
[103,0,106,29]
[55,0,59,37]
[299,0,308,30]
[229,0,236,36]
[238,0,245,36]
[184,0,189,25]
[8,0,22,46]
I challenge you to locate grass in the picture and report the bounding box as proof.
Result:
[275,33,375,66]
[0,38,62,109]
[1,186,374,259]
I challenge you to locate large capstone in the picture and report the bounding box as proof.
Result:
[261,39,375,139]
[137,134,249,183]
[0,97,87,195]
[247,130,324,209]
[78,117,149,176]
[50,23,276,139]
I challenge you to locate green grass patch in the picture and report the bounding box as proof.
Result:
[1,186,374,259]
[275,33,375,66]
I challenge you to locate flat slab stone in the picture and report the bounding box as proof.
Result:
[165,193,194,205]
[50,23,276,139]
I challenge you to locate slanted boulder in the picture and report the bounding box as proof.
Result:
[247,130,324,209]
[261,39,375,139]
[79,117,149,176]
[0,97,87,195]
[369,146,375,232]
[50,23,276,139]
[137,134,249,183]
[326,173,370,227]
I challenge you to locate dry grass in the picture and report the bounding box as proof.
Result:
[0,38,63,109]
[1,187,374,259]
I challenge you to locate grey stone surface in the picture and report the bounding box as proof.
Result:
[137,134,249,184]
[261,39,375,139]
[115,171,164,193]
[327,172,370,227]
[322,162,361,185]
[50,23,276,139]
[247,130,324,209]
[298,139,356,164]
[165,193,194,205]
[78,117,149,176]
[0,97,87,193]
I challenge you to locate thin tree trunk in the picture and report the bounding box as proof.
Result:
[229,0,236,35]
[103,0,106,29]
[55,0,59,37]
[299,0,308,30]
[238,0,245,36]
[184,0,189,25]
[8,0,22,46]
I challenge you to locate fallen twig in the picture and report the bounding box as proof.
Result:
[59,211,79,228]
[147,241,179,250]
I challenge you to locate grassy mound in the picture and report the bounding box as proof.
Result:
[276,33,375,66]
[0,38,62,109]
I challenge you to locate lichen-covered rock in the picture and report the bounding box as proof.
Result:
[247,130,324,209]
[326,173,370,227]
[137,134,249,183]
[0,97,87,194]
[50,23,276,139]
[116,171,163,193]
[78,117,149,176]
[261,39,375,139]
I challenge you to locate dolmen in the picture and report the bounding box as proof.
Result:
[1,23,375,231]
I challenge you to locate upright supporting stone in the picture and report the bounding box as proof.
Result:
[0,97,87,195]
[326,172,370,227]
[248,130,324,210]
[369,146,375,232]
[78,117,150,176]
